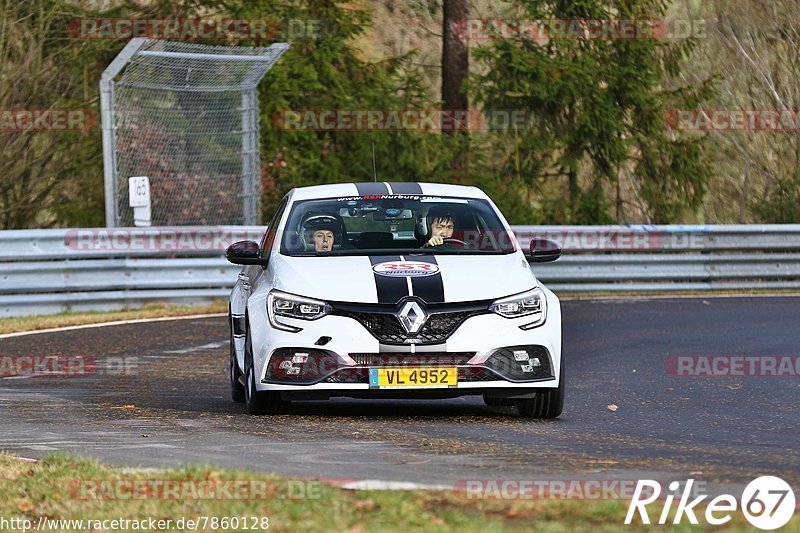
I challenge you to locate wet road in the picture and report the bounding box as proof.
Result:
[1,297,798,489]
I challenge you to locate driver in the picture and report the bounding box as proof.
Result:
[423,211,456,248]
[302,215,339,253]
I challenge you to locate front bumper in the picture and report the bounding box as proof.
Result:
[247,288,562,393]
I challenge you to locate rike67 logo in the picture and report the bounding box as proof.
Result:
[626,476,795,530]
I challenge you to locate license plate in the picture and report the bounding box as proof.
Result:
[369,367,458,388]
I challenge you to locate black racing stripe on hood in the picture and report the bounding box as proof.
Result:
[409,255,445,304]
[369,255,409,304]
[389,182,423,194]
[355,182,390,196]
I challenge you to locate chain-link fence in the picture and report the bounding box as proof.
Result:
[100,38,288,227]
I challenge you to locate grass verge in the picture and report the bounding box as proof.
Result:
[0,302,228,335]
[0,453,795,532]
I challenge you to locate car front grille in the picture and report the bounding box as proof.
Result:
[458,367,504,382]
[322,365,503,384]
[266,346,553,385]
[332,301,490,345]
[349,353,475,366]
[323,368,369,383]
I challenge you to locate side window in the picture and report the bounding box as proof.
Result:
[260,198,289,258]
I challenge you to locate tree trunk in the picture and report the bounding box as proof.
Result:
[442,0,469,134]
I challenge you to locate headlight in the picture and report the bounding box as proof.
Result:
[267,290,332,332]
[489,287,547,329]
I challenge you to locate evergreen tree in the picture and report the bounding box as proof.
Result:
[471,0,714,223]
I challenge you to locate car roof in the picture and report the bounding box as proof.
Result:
[288,182,489,202]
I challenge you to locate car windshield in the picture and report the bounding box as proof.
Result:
[279,194,517,256]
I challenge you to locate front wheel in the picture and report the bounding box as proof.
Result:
[515,359,564,419]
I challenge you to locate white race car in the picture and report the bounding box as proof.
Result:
[226,182,563,417]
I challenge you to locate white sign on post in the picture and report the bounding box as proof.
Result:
[128,176,151,227]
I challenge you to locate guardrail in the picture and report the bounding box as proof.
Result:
[513,225,800,292]
[1,225,799,317]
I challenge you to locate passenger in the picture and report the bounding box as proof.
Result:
[302,215,339,253]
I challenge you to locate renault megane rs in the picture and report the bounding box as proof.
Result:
[226,182,563,417]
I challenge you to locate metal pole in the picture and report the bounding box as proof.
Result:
[100,38,147,227]
[100,80,117,227]
[241,90,258,224]
[138,50,285,62]
[251,90,263,223]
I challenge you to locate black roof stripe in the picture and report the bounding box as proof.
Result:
[355,182,390,195]
[387,183,423,195]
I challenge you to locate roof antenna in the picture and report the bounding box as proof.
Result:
[371,141,378,182]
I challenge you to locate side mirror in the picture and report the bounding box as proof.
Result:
[225,240,267,266]
[527,238,561,263]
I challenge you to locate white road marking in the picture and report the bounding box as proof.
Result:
[163,341,227,354]
[0,439,179,450]
[0,313,226,339]
[3,296,793,340]
[6,456,38,463]
[338,480,451,491]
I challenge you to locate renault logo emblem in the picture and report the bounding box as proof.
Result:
[397,301,427,334]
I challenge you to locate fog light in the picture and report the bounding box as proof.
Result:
[513,350,529,362]
[266,348,342,383]
[530,357,541,367]
[521,364,534,373]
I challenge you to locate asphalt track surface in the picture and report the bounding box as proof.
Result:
[1,297,798,490]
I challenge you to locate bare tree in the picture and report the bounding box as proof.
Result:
[1,1,61,228]
[682,0,800,222]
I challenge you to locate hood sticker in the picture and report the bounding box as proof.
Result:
[372,261,440,278]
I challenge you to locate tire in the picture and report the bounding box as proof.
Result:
[229,308,245,403]
[243,322,285,415]
[515,359,564,419]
